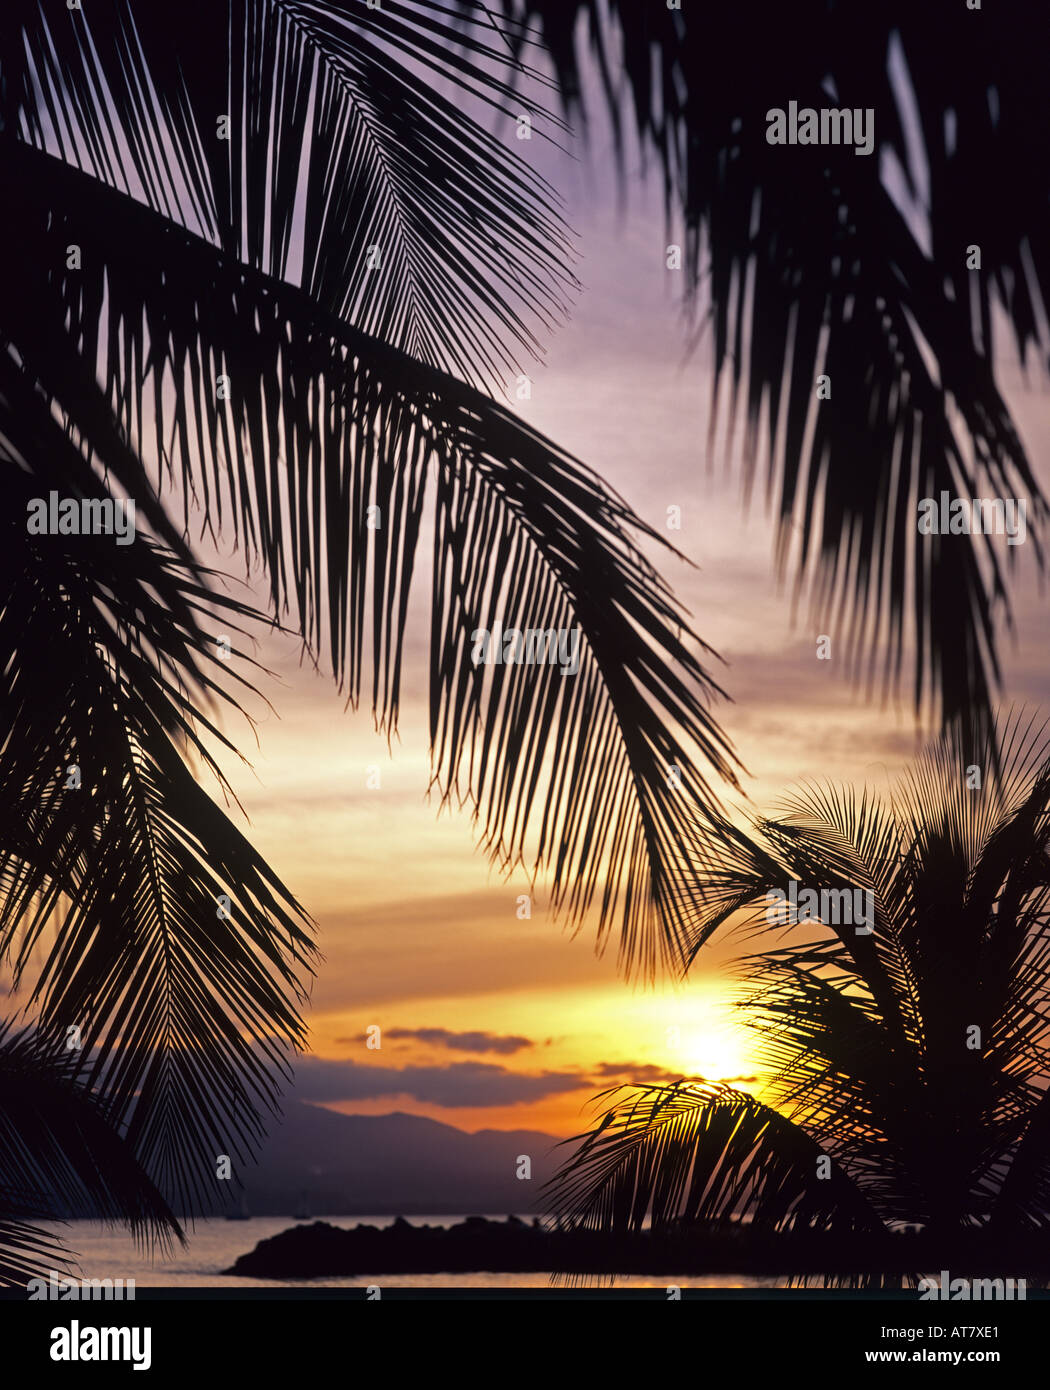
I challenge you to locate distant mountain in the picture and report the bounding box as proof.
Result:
[207,1103,564,1217]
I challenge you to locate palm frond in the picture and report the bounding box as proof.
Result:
[0,355,318,1212]
[678,712,1050,1236]
[0,1218,73,1290]
[6,0,577,389]
[544,1080,882,1239]
[0,577,317,1212]
[476,0,1050,742]
[3,138,743,975]
[0,1023,183,1286]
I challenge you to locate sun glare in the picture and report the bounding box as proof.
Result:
[681,1029,759,1089]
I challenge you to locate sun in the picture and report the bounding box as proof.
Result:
[680,1028,758,1090]
[611,988,763,1092]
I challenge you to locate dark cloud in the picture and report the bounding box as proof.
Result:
[593,1062,690,1083]
[293,1055,589,1108]
[384,1027,534,1055]
[593,1062,759,1086]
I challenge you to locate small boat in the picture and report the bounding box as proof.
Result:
[291,1190,311,1221]
[225,1195,250,1221]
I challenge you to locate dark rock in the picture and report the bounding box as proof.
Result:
[223,1215,1050,1281]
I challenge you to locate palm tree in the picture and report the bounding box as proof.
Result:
[477,0,1050,744]
[547,712,1050,1285]
[3,0,1043,1288]
[0,2,744,1281]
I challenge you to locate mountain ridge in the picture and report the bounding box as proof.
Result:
[210,1101,565,1217]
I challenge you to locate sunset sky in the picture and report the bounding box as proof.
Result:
[179,75,1050,1144]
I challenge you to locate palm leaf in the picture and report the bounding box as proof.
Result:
[0,1218,73,1290]
[553,713,1050,1277]
[0,353,318,1212]
[544,1080,882,1241]
[0,1023,183,1286]
[475,0,1050,742]
[5,0,576,389]
[697,713,1050,1234]
[3,138,743,975]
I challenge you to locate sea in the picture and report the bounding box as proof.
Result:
[31,1217,783,1290]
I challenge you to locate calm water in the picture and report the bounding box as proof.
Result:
[34,1218,783,1290]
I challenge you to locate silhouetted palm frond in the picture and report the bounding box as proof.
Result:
[545,1079,882,1238]
[476,0,1050,743]
[550,713,1050,1276]
[0,0,755,1255]
[1,318,318,1215]
[0,1024,183,1285]
[3,0,577,389]
[4,140,743,977]
[0,469,317,1212]
[0,1219,72,1290]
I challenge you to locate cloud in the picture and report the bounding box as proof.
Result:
[383,1027,534,1055]
[293,1055,589,1108]
[593,1062,759,1086]
[593,1062,692,1084]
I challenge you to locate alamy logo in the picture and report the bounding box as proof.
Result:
[28,1271,134,1300]
[918,1272,1026,1301]
[27,492,136,545]
[766,880,874,934]
[471,622,580,676]
[766,101,875,156]
[49,1321,151,1371]
[917,492,1026,546]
